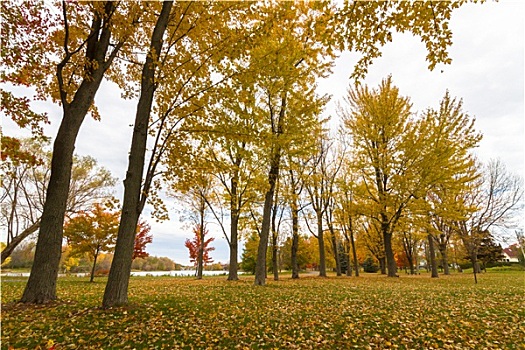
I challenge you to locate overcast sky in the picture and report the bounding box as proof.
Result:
[3,1,524,265]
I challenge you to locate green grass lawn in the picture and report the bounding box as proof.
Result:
[2,271,524,349]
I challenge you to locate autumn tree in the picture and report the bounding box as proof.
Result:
[340,78,417,277]
[15,1,141,303]
[102,1,173,308]
[334,157,363,277]
[1,0,51,160]
[303,136,342,277]
[104,1,256,306]
[249,2,331,286]
[185,224,215,278]
[1,139,116,264]
[64,203,119,282]
[455,159,523,283]
[133,221,153,260]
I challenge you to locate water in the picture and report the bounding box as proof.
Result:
[1,270,232,278]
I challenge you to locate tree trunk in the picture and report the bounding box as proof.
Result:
[316,210,327,277]
[349,222,359,277]
[438,241,450,275]
[345,245,352,277]
[471,251,479,284]
[197,222,204,280]
[21,103,96,303]
[103,1,173,308]
[271,193,279,281]
[329,225,341,276]
[90,247,100,283]
[254,152,280,286]
[272,233,279,281]
[291,202,299,279]
[428,234,439,278]
[379,256,387,275]
[227,212,239,281]
[21,1,121,304]
[382,228,397,277]
[1,220,40,264]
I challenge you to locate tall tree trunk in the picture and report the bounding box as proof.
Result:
[402,234,415,275]
[349,221,359,277]
[382,227,397,277]
[197,219,204,280]
[90,247,100,283]
[438,240,450,275]
[329,225,341,276]
[271,233,279,281]
[255,93,286,286]
[21,97,100,303]
[254,152,280,286]
[21,1,121,304]
[228,211,239,281]
[1,220,40,264]
[345,244,352,277]
[103,1,173,308]
[227,172,240,281]
[379,256,387,275]
[428,234,439,278]
[271,197,279,281]
[471,251,479,284]
[291,201,299,279]
[316,210,327,277]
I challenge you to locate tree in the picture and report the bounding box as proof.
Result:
[240,232,259,275]
[103,1,174,308]
[341,78,416,277]
[456,159,523,283]
[251,2,331,286]
[64,203,120,283]
[185,224,215,278]
[132,221,153,260]
[20,1,138,304]
[104,0,253,306]
[476,235,504,271]
[1,139,116,264]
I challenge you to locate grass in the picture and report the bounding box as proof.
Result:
[2,271,524,349]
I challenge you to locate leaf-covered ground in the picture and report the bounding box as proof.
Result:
[2,271,524,349]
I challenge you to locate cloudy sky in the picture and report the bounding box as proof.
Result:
[3,1,523,265]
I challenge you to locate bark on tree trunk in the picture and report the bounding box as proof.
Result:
[345,246,352,277]
[21,105,92,303]
[329,225,341,276]
[379,256,387,275]
[1,220,40,264]
[471,251,479,284]
[291,203,299,279]
[197,220,204,280]
[90,247,100,283]
[438,242,450,275]
[271,193,279,281]
[102,1,173,308]
[428,234,439,278]
[255,92,286,286]
[316,210,327,277]
[349,223,359,277]
[228,212,239,281]
[382,229,397,277]
[254,153,280,286]
[272,233,279,281]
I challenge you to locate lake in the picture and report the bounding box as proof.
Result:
[1,270,234,278]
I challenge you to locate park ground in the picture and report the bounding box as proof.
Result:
[1,269,524,349]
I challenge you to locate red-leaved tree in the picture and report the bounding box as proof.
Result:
[132,221,153,260]
[185,224,215,279]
